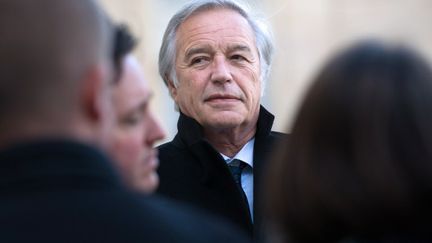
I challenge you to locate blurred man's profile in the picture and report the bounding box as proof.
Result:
[108,26,165,193]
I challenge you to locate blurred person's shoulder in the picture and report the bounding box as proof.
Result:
[131,193,252,243]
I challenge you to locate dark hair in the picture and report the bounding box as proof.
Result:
[265,40,432,242]
[112,24,137,83]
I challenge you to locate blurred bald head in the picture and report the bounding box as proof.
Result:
[0,0,114,145]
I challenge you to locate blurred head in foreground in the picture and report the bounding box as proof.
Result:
[108,25,165,193]
[266,40,432,242]
[0,0,113,148]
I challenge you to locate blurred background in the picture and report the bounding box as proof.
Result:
[100,0,432,142]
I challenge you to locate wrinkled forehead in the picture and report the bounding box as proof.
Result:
[176,8,256,50]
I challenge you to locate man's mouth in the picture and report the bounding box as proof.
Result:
[205,94,240,102]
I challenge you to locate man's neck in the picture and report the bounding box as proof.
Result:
[204,125,256,158]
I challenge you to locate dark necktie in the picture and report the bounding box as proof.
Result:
[228,159,246,187]
[228,159,250,211]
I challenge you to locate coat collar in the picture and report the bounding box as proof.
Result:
[172,105,277,234]
[175,105,275,147]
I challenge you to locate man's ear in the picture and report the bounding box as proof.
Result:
[80,64,111,123]
[166,77,178,101]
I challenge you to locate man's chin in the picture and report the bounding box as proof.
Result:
[132,173,159,194]
[204,115,244,130]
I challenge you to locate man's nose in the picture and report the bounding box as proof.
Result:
[210,56,232,84]
[145,113,166,145]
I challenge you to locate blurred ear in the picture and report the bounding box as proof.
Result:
[80,63,112,123]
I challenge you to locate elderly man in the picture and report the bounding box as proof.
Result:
[157,0,288,236]
[0,1,250,242]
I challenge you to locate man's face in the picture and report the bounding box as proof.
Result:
[108,55,165,193]
[169,8,262,131]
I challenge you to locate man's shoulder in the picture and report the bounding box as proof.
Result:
[157,137,201,177]
[157,139,176,150]
[157,134,186,151]
[158,138,187,159]
[270,131,289,139]
[265,130,289,144]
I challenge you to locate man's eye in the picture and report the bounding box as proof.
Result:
[121,114,142,126]
[191,57,208,65]
[231,55,246,61]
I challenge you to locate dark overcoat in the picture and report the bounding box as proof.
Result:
[0,140,250,243]
[157,106,288,237]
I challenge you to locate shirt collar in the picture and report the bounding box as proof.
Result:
[221,138,255,168]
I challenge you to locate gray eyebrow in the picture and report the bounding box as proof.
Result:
[184,45,212,61]
[184,44,253,62]
[227,44,252,53]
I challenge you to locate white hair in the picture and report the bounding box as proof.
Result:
[158,0,274,97]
